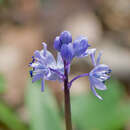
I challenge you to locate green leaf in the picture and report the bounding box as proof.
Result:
[0,102,27,130]
[71,79,130,130]
[26,80,63,130]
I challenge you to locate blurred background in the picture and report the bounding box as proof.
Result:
[0,0,130,130]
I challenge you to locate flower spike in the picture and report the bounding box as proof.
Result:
[29,31,111,100]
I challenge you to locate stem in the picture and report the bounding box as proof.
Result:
[64,61,72,130]
[68,73,89,88]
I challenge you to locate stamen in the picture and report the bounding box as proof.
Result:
[29,70,33,77]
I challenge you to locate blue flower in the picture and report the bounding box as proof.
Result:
[67,48,111,100]
[88,50,111,100]
[29,42,64,91]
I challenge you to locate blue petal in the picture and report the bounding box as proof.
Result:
[41,44,56,67]
[34,50,41,59]
[54,36,62,51]
[57,52,64,69]
[61,43,74,63]
[90,77,107,90]
[34,51,45,65]
[90,84,103,100]
[96,51,102,65]
[46,68,63,81]
[34,64,46,69]
[73,36,90,57]
[85,48,96,55]
[30,62,46,69]
[41,78,45,92]
[46,72,59,80]
[44,51,56,67]
[32,73,43,83]
[60,31,72,44]
[90,51,96,66]
[79,48,96,58]
[92,64,110,73]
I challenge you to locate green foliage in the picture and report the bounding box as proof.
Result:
[0,102,27,130]
[26,81,63,130]
[71,79,130,130]
[0,0,4,4]
[26,79,130,130]
[0,74,27,130]
[0,74,6,93]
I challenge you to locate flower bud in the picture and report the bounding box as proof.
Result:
[54,36,62,51]
[60,31,72,44]
[61,43,74,63]
[73,36,90,57]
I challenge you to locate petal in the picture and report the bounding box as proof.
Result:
[100,74,111,81]
[34,64,46,69]
[90,84,103,100]
[92,64,110,73]
[41,49,56,68]
[85,48,96,56]
[91,77,107,90]
[46,71,58,80]
[34,50,45,65]
[34,50,41,59]
[90,51,96,66]
[41,78,45,92]
[32,73,43,82]
[45,51,57,67]
[96,51,102,65]
[57,52,64,68]
[34,42,56,68]
[79,48,96,58]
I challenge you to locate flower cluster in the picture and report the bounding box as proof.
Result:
[29,31,111,100]
[54,31,90,63]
